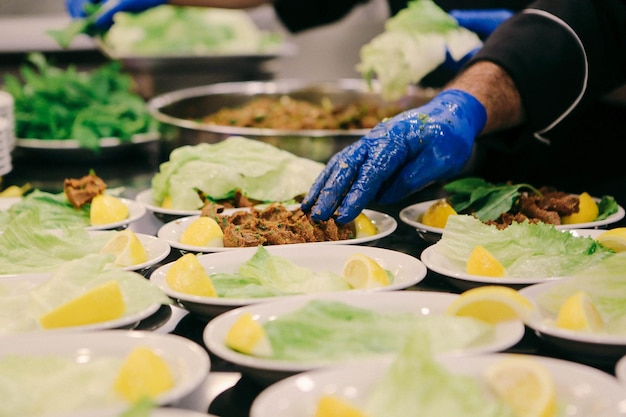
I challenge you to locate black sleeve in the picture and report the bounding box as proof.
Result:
[470,0,626,142]
[273,0,371,33]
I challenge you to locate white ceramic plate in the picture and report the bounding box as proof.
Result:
[616,355,626,387]
[420,245,565,290]
[86,198,147,231]
[203,291,525,383]
[82,408,219,417]
[520,280,626,368]
[0,197,20,211]
[157,209,397,253]
[0,273,163,334]
[136,188,201,219]
[0,330,210,416]
[15,133,159,161]
[150,244,426,318]
[250,353,626,417]
[400,198,626,238]
[0,231,170,277]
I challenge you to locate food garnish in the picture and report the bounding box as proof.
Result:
[114,346,174,402]
[466,245,506,277]
[353,212,379,238]
[421,199,456,228]
[179,216,224,247]
[39,280,126,329]
[225,312,273,357]
[314,395,367,417]
[100,229,148,267]
[560,192,598,224]
[90,194,130,225]
[555,290,604,332]
[342,253,391,289]
[446,285,534,324]
[0,182,31,198]
[165,253,217,297]
[595,227,626,253]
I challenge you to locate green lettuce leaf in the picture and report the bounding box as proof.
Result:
[435,215,614,277]
[151,137,325,210]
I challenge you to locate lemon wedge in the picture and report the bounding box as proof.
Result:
[225,312,273,357]
[314,395,367,417]
[561,192,599,224]
[485,355,557,417]
[466,245,506,277]
[555,290,604,332]
[421,199,457,228]
[90,194,130,226]
[114,346,175,403]
[100,230,148,267]
[342,253,391,289]
[161,195,173,209]
[39,280,126,329]
[165,253,217,297]
[445,285,534,324]
[595,227,626,253]
[353,212,378,238]
[179,216,224,247]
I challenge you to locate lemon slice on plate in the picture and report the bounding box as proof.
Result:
[165,253,217,297]
[421,199,457,228]
[446,286,534,324]
[225,312,273,357]
[561,192,599,225]
[485,355,557,417]
[342,253,390,289]
[314,395,367,417]
[353,212,378,238]
[555,290,604,332]
[114,346,175,402]
[100,229,148,267]
[466,245,506,277]
[90,194,130,225]
[179,216,224,247]
[595,227,626,253]
[39,280,126,329]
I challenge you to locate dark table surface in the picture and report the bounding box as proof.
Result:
[3,140,624,416]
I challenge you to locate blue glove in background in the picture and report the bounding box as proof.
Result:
[443,9,513,71]
[66,0,167,31]
[301,90,487,224]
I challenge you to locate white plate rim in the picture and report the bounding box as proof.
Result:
[0,273,163,333]
[250,352,626,417]
[400,198,626,234]
[520,280,626,346]
[420,245,567,286]
[149,244,427,308]
[202,291,525,373]
[0,330,210,410]
[15,132,159,150]
[135,188,201,217]
[156,209,397,252]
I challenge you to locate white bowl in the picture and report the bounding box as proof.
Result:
[157,208,397,253]
[150,244,426,319]
[520,280,626,369]
[203,291,525,384]
[0,330,210,416]
[250,353,626,417]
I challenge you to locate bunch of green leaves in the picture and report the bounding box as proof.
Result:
[443,177,618,222]
[443,177,541,222]
[3,53,156,152]
[47,2,103,49]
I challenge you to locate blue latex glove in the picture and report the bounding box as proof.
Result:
[443,9,513,71]
[301,90,487,224]
[66,0,167,31]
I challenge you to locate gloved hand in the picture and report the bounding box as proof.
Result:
[301,90,487,224]
[443,9,513,71]
[66,0,167,31]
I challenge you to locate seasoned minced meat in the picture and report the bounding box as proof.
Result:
[64,173,107,208]
[202,203,356,247]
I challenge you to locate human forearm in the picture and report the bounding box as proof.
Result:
[446,61,525,135]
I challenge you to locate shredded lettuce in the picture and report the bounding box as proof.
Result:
[356,0,482,100]
[0,254,171,335]
[535,252,626,334]
[104,5,282,56]
[210,246,351,298]
[435,215,614,277]
[0,209,113,275]
[151,137,325,210]
[258,299,494,361]
[361,332,515,417]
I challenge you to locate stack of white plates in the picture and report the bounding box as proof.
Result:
[0,91,14,176]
